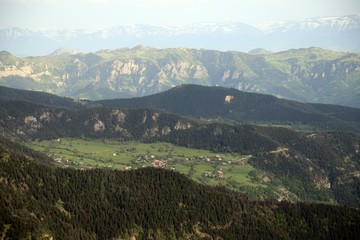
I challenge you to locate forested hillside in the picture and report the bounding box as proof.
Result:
[97,84,360,132]
[1,138,360,239]
[1,97,360,207]
[0,86,84,109]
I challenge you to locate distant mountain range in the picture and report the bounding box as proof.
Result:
[1,15,360,56]
[1,47,359,107]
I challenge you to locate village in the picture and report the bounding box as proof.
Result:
[30,139,255,188]
[126,153,234,179]
[52,152,233,179]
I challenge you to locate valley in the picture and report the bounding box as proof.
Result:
[1,85,359,207]
[27,138,258,188]
[2,2,360,239]
[1,73,360,240]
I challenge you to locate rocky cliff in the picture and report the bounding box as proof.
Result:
[0,47,359,107]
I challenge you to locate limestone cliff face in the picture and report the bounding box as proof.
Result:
[290,61,360,80]
[162,61,208,79]
[0,57,60,82]
[0,48,359,107]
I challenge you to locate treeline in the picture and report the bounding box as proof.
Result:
[1,139,360,239]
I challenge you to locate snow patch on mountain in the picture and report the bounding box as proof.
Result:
[257,15,360,34]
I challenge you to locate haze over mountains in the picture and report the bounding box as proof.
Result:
[1,15,360,56]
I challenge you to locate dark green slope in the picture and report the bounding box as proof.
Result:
[1,138,360,239]
[2,84,359,131]
[97,84,360,132]
[0,86,84,110]
[0,99,279,151]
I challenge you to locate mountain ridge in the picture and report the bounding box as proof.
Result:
[1,14,359,56]
[97,84,360,132]
[2,84,360,132]
[1,47,359,107]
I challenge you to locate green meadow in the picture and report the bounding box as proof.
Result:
[27,138,263,189]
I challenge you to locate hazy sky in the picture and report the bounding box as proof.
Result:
[0,0,359,29]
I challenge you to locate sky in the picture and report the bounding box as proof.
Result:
[0,0,359,29]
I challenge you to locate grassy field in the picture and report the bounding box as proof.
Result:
[27,138,262,189]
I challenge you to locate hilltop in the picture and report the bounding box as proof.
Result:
[97,84,360,132]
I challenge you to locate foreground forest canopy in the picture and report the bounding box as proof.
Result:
[1,138,360,240]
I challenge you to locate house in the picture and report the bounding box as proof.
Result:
[205,170,213,177]
[152,159,165,168]
[217,171,224,178]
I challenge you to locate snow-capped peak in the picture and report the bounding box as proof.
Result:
[257,15,360,34]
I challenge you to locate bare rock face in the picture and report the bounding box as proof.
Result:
[163,62,208,79]
[24,116,37,125]
[110,60,144,76]
[40,111,51,122]
[152,112,160,121]
[23,116,42,134]
[161,126,171,135]
[144,127,159,138]
[24,116,41,128]
[225,95,234,104]
[174,121,191,130]
[314,177,331,190]
[94,120,105,132]
[111,110,127,124]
